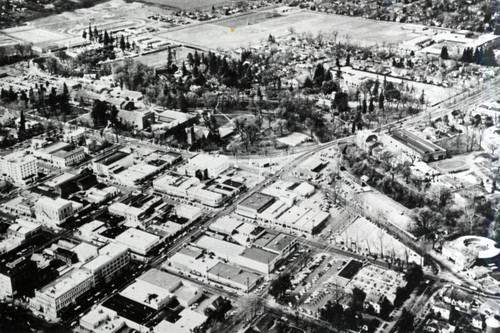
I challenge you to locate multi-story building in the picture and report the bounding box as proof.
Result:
[0,257,38,298]
[187,185,225,207]
[114,228,160,257]
[116,103,154,130]
[33,142,85,168]
[236,192,276,219]
[30,268,93,319]
[0,151,37,185]
[92,151,134,177]
[153,174,226,207]
[83,243,130,286]
[108,202,146,225]
[34,197,73,226]
[178,154,230,179]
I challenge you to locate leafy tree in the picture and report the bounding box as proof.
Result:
[350,287,366,311]
[333,91,349,112]
[269,273,292,302]
[369,98,374,112]
[91,100,108,128]
[303,77,313,89]
[440,46,449,59]
[177,93,188,113]
[378,92,385,109]
[405,263,423,288]
[313,63,325,86]
[322,80,338,95]
[19,110,26,133]
[398,308,415,333]
[120,35,125,51]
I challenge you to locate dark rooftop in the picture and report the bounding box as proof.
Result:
[102,294,156,326]
[95,151,129,166]
[238,192,275,212]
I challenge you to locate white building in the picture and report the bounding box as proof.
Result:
[153,174,225,207]
[179,154,230,179]
[186,185,225,207]
[114,228,160,256]
[30,269,93,319]
[33,141,85,168]
[35,197,73,226]
[92,151,134,177]
[79,306,126,333]
[82,243,130,286]
[62,128,86,143]
[174,204,202,221]
[0,151,37,185]
[154,308,207,333]
[108,202,146,225]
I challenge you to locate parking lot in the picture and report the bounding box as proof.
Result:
[289,251,353,317]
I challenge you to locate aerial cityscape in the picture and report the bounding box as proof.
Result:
[0,0,499,332]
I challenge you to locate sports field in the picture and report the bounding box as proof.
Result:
[138,0,233,10]
[2,27,68,44]
[158,10,421,50]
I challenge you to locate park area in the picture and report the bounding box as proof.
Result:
[159,10,421,50]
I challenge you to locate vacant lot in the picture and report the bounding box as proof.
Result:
[138,0,233,10]
[158,10,421,50]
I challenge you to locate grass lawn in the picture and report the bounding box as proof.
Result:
[159,10,421,50]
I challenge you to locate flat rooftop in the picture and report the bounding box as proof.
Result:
[138,268,182,292]
[239,247,278,264]
[238,192,275,211]
[208,262,261,287]
[39,268,92,299]
[252,231,279,248]
[115,228,159,249]
[102,293,156,326]
[263,233,296,253]
[195,235,244,258]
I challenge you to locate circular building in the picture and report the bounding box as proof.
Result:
[442,236,500,271]
[486,316,500,333]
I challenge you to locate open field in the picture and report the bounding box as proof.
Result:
[26,0,156,35]
[158,10,421,50]
[137,0,233,10]
[216,11,281,28]
[2,27,68,44]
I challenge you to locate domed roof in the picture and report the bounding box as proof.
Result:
[486,317,500,328]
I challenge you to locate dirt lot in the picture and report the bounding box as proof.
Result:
[158,10,421,50]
